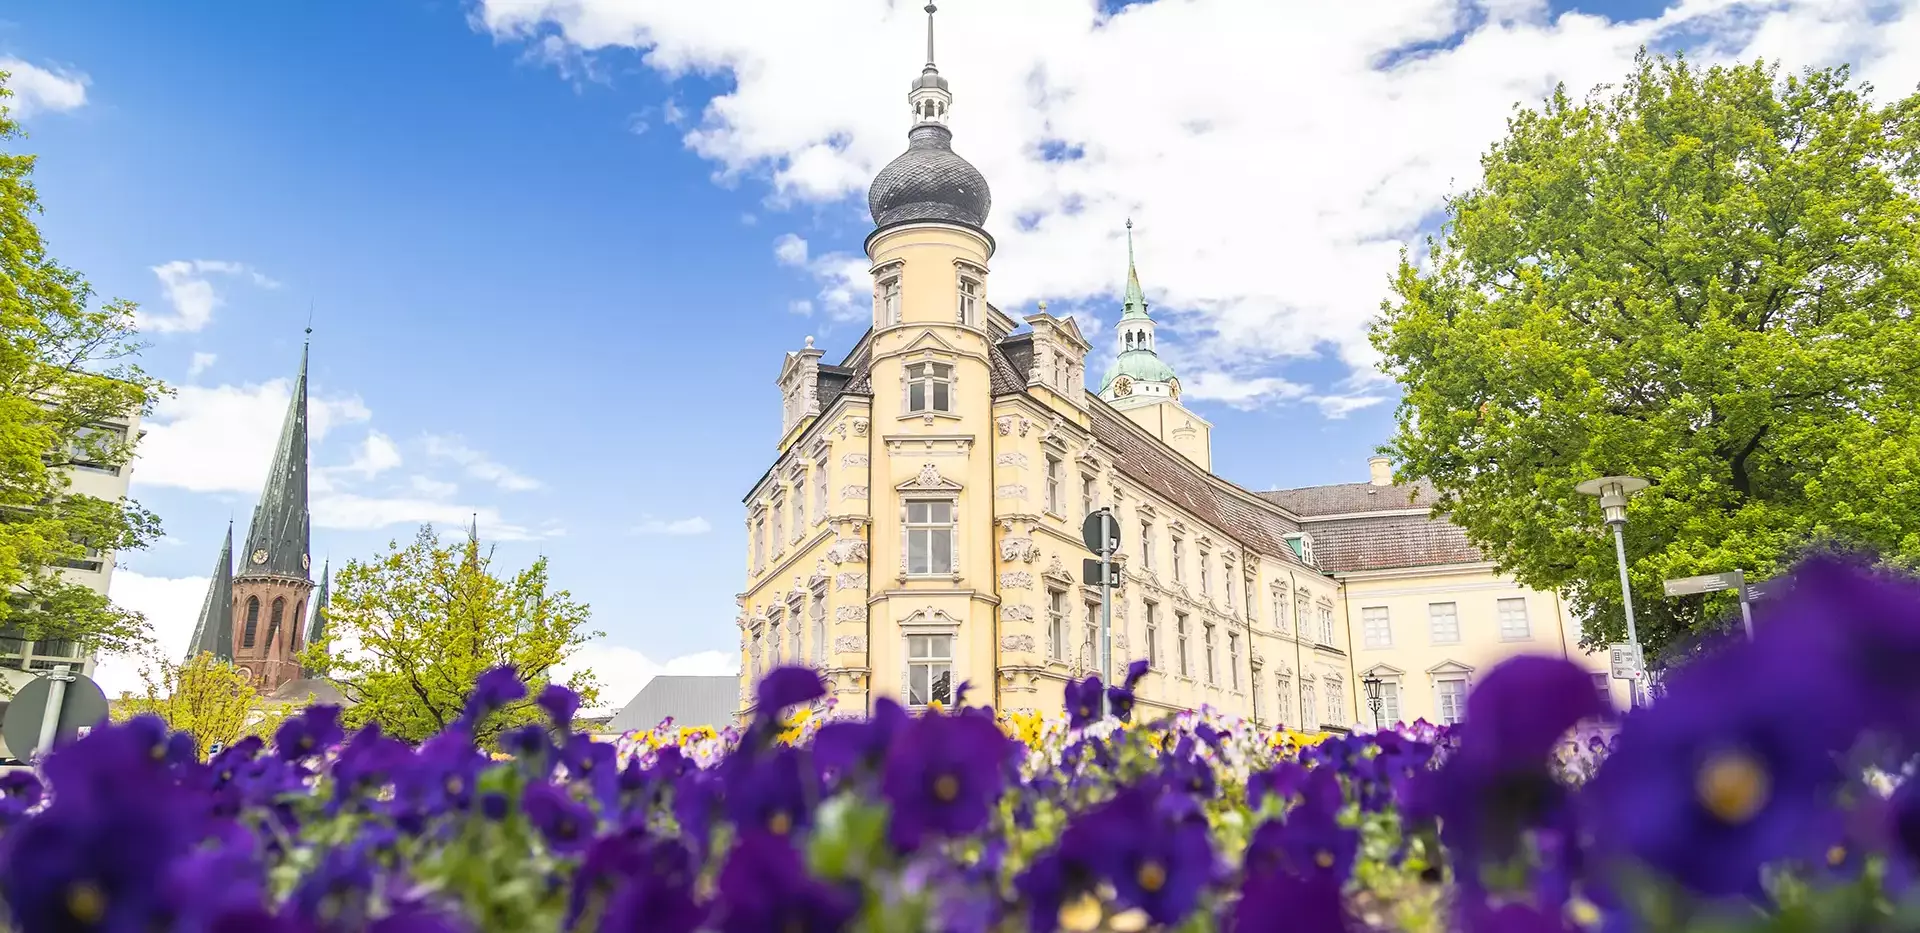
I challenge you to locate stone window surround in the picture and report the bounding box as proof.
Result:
[900,608,962,710]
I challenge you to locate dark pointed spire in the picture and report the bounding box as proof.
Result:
[925,2,938,67]
[186,524,235,662]
[305,559,331,648]
[240,334,313,582]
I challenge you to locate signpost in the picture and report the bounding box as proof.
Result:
[1608,643,1644,682]
[1081,508,1121,717]
[1663,570,1756,640]
[2,666,109,761]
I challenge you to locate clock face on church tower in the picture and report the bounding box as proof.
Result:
[252,549,269,565]
[302,554,311,570]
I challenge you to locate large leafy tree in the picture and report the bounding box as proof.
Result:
[1373,54,1920,660]
[113,652,287,759]
[300,526,601,744]
[0,73,166,662]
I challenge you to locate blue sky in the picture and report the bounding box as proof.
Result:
[5,0,1914,701]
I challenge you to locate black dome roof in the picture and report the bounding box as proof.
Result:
[868,124,991,230]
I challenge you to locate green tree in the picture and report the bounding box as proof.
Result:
[112,652,286,759]
[300,525,601,744]
[1372,54,1920,659]
[0,74,167,664]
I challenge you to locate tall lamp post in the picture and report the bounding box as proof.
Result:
[1576,475,1650,708]
[1362,675,1384,731]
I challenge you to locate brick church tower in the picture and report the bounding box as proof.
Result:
[227,336,315,693]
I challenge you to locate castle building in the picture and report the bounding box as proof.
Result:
[737,6,1616,728]
[184,337,330,697]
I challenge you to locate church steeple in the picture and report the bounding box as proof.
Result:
[1100,220,1177,403]
[184,524,235,662]
[305,560,331,648]
[1122,219,1150,321]
[909,3,951,128]
[239,334,312,582]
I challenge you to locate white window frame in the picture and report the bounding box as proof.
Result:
[1325,677,1344,725]
[1080,474,1097,519]
[879,275,902,324]
[1498,597,1532,641]
[904,630,956,709]
[1435,676,1468,725]
[1252,671,1264,721]
[1140,521,1155,571]
[1295,594,1310,638]
[1228,631,1241,690]
[1048,589,1068,662]
[1175,611,1190,677]
[1223,567,1235,614]
[1361,606,1392,649]
[788,595,806,663]
[1083,602,1099,671]
[1590,672,1610,705]
[906,361,955,414]
[1277,674,1292,726]
[1172,535,1186,583]
[749,623,765,679]
[1302,683,1318,727]
[1045,455,1064,515]
[1203,622,1217,685]
[1273,589,1289,634]
[814,451,830,521]
[790,478,807,542]
[1318,605,1335,645]
[810,583,828,665]
[1428,602,1461,645]
[1199,549,1212,596]
[1377,678,1402,725]
[956,273,980,325]
[766,605,785,666]
[904,497,957,576]
[770,493,787,556]
[1143,601,1160,670]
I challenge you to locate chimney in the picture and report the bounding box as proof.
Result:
[1367,456,1393,487]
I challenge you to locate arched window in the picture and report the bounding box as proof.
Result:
[267,597,286,648]
[291,601,306,651]
[242,597,260,647]
[1125,332,1134,350]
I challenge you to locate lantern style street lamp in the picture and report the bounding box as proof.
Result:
[1362,675,1384,730]
[1576,475,1651,708]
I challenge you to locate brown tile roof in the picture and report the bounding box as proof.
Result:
[1298,512,1484,574]
[989,337,1032,395]
[1258,480,1443,516]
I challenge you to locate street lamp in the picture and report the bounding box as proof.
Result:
[1362,675,1384,730]
[1576,475,1650,708]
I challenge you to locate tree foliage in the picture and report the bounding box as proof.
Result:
[0,72,167,661]
[113,652,286,759]
[300,525,601,745]
[1373,54,1920,659]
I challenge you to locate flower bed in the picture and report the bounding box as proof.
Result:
[1,556,1917,932]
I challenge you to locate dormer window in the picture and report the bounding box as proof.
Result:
[907,362,953,413]
[880,276,902,325]
[956,275,979,325]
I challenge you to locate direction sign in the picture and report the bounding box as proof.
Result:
[1663,570,1746,598]
[1,670,109,761]
[1608,643,1643,681]
[1080,508,1120,556]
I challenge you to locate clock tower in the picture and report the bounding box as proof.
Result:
[230,334,316,692]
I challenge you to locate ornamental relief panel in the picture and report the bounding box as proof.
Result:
[834,606,867,622]
[998,536,1039,563]
[1001,634,1037,653]
[999,571,1033,589]
[995,415,1033,437]
[833,635,868,653]
[995,451,1028,468]
[841,452,869,468]
[835,572,867,591]
[995,485,1029,500]
[1001,605,1034,623]
[826,537,868,565]
[841,485,870,500]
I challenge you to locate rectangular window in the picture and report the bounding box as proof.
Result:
[1203,622,1216,685]
[1048,589,1068,662]
[906,499,955,575]
[1591,673,1610,705]
[1326,679,1344,724]
[68,423,127,475]
[1084,603,1099,668]
[1224,570,1235,614]
[815,456,830,519]
[1228,632,1241,690]
[1498,597,1532,641]
[788,596,805,663]
[1176,612,1190,677]
[60,541,105,573]
[907,633,954,708]
[906,362,954,413]
[956,275,980,324]
[1273,591,1289,634]
[1303,684,1318,726]
[1199,550,1211,596]
[766,607,784,666]
[1141,522,1155,570]
[771,496,786,554]
[1045,455,1064,514]
[1428,602,1461,645]
[791,481,807,541]
[1081,475,1097,519]
[753,516,766,571]
[1295,595,1310,638]
[1144,602,1159,669]
[1378,680,1402,725]
[880,276,901,324]
[1435,678,1467,725]
[1252,674,1264,722]
[1277,677,1291,725]
[1319,606,1335,645]
[1172,536,1185,582]
[811,585,828,663]
[1362,607,1392,648]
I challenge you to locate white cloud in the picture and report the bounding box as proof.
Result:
[772,232,810,265]
[187,352,217,377]
[135,380,371,494]
[631,516,713,536]
[555,641,736,715]
[95,570,210,698]
[1311,393,1389,419]
[422,435,542,492]
[409,475,459,498]
[344,431,402,479]
[476,0,1920,413]
[0,58,89,117]
[1182,372,1309,410]
[142,260,280,334]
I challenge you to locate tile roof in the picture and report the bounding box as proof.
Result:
[1258,480,1444,517]
[1296,512,1484,574]
[607,675,741,734]
[989,336,1032,395]
[267,677,350,705]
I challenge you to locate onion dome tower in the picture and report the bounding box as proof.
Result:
[867,3,991,234]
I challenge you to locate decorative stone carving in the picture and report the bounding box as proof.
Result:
[852,418,869,436]
[995,484,1028,499]
[996,415,1033,437]
[841,485,869,500]
[834,606,867,622]
[1001,634,1036,653]
[995,451,1028,468]
[999,571,1033,589]
[1001,605,1033,623]
[918,463,941,487]
[826,537,868,564]
[835,572,866,591]
[833,635,867,653]
[998,536,1039,563]
[841,452,869,468]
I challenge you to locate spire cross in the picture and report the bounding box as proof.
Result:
[925,3,938,67]
[1126,218,1136,267]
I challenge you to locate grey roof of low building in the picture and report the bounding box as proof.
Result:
[268,677,349,705]
[607,675,740,734]
[1257,481,1484,574]
[1259,480,1444,516]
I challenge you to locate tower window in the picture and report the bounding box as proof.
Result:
[880,276,901,324]
[905,499,955,575]
[242,597,260,648]
[906,362,953,413]
[956,275,979,325]
[1125,332,1135,350]
[267,597,286,647]
[292,601,306,651]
